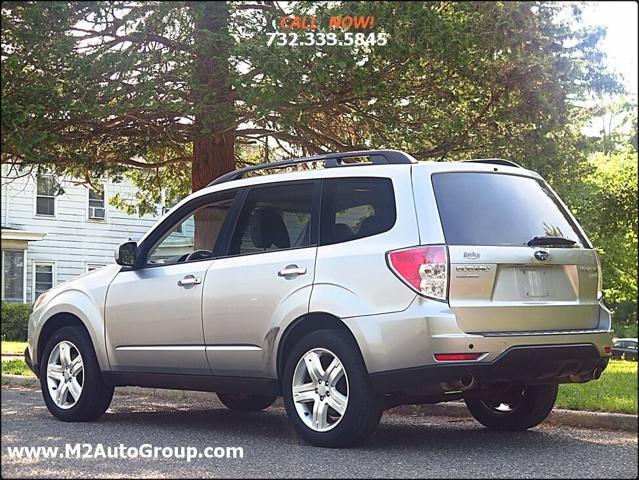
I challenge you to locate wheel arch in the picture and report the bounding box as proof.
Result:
[275,311,366,387]
[37,313,93,371]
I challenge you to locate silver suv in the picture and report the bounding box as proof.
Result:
[26,150,613,447]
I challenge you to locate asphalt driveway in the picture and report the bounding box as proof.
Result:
[1,385,637,478]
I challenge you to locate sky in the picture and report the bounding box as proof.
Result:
[581,1,638,96]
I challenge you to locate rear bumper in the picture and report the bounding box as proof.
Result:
[370,343,608,393]
[343,296,613,375]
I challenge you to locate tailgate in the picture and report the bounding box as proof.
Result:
[448,246,600,333]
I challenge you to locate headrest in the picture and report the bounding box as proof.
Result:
[249,207,290,250]
[333,223,354,243]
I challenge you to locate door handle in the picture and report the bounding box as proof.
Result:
[278,265,307,277]
[178,275,202,287]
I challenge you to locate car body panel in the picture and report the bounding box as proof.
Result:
[104,261,214,374]
[310,167,419,318]
[202,247,317,377]
[28,264,121,372]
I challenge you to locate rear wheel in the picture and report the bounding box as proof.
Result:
[282,329,383,448]
[465,384,558,431]
[40,326,114,422]
[217,393,276,412]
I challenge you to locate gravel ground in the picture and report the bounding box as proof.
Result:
[1,385,637,479]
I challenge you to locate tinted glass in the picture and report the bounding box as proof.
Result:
[229,183,314,255]
[432,173,583,247]
[321,178,396,245]
[148,191,235,265]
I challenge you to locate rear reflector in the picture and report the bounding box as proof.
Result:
[604,346,611,354]
[387,245,448,301]
[434,353,483,362]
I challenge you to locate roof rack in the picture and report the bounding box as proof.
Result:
[207,149,416,187]
[464,158,522,168]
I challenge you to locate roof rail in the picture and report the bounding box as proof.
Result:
[464,158,522,168]
[207,149,416,187]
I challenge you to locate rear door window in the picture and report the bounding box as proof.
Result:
[432,172,585,247]
[228,182,315,256]
[321,178,396,245]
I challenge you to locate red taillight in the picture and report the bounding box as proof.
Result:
[604,346,611,354]
[434,353,483,362]
[387,245,448,301]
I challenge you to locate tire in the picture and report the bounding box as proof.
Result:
[465,384,558,431]
[217,392,276,412]
[282,329,383,448]
[39,326,114,422]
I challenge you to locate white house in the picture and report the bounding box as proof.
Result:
[1,165,163,303]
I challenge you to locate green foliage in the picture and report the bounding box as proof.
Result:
[559,97,638,336]
[1,359,33,376]
[0,303,32,342]
[1,1,619,196]
[565,149,637,303]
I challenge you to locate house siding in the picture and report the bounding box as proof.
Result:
[1,166,161,302]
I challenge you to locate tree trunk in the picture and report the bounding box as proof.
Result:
[192,134,235,192]
[190,1,236,249]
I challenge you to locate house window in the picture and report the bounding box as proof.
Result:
[36,176,56,216]
[86,263,106,272]
[88,187,106,220]
[1,250,25,303]
[33,263,55,301]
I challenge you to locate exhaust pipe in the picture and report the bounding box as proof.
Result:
[570,363,605,383]
[441,374,476,392]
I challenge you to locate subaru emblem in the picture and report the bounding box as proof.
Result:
[534,250,550,261]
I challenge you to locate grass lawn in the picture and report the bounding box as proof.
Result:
[557,359,638,414]
[1,359,33,376]
[1,341,27,355]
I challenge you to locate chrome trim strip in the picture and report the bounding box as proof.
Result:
[115,346,205,351]
[205,346,262,352]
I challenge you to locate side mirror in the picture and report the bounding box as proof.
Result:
[115,241,137,267]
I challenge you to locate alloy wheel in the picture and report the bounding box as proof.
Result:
[291,348,349,432]
[46,340,84,409]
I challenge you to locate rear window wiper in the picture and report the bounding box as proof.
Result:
[526,236,577,247]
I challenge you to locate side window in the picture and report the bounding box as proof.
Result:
[88,187,106,220]
[321,178,396,245]
[229,183,315,256]
[34,262,55,301]
[36,176,56,216]
[147,191,236,265]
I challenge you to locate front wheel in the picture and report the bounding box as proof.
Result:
[40,326,114,422]
[217,393,276,411]
[465,384,558,431]
[282,329,383,448]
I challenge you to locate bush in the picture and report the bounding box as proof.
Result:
[0,302,32,341]
[610,300,638,338]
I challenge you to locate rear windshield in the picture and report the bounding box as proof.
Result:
[432,172,584,247]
